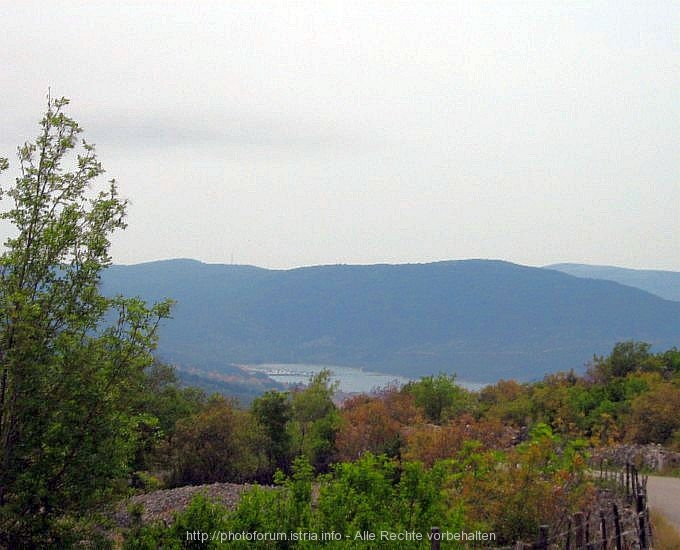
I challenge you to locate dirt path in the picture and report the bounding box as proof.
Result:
[646,476,680,535]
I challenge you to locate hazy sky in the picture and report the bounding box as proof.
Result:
[1,2,678,270]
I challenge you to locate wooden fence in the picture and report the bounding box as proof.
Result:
[430,463,652,550]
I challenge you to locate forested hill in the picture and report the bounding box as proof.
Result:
[546,263,680,302]
[101,259,680,383]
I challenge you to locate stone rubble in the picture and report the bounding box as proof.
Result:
[591,444,680,471]
[115,482,267,527]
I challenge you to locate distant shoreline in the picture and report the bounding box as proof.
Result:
[240,363,486,394]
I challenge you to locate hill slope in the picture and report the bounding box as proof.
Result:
[546,263,680,302]
[101,259,680,383]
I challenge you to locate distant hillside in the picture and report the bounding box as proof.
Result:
[174,369,283,405]
[101,259,680,383]
[546,264,680,302]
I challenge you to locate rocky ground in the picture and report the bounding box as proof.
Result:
[114,482,264,527]
[591,444,680,472]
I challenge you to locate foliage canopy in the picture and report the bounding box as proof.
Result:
[0,95,171,545]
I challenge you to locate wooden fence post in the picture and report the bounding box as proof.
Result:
[620,470,625,499]
[430,527,440,550]
[612,503,622,550]
[575,512,585,549]
[637,492,648,550]
[535,525,549,550]
[635,489,643,513]
[565,516,572,550]
[599,509,607,550]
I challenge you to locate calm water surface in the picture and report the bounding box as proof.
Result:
[244,363,485,394]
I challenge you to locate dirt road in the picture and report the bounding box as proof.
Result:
[646,476,680,535]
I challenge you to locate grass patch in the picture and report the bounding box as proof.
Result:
[658,465,680,478]
[651,509,680,550]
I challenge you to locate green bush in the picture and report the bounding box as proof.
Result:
[124,494,230,549]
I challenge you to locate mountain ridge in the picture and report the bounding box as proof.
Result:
[546,263,680,302]
[101,259,680,383]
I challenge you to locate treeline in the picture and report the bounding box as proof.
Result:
[136,341,680,493]
[480,341,680,448]
[119,341,680,547]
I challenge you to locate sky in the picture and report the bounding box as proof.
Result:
[1,1,678,270]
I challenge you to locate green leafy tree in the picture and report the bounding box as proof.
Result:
[316,453,453,540]
[627,382,680,446]
[0,96,171,545]
[588,341,663,383]
[130,361,207,475]
[140,361,207,436]
[170,397,267,485]
[660,347,680,377]
[252,390,293,475]
[478,379,532,426]
[405,373,474,424]
[290,369,340,472]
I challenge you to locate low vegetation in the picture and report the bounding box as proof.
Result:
[120,340,678,547]
[649,510,680,550]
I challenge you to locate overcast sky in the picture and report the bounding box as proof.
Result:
[1,2,678,270]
